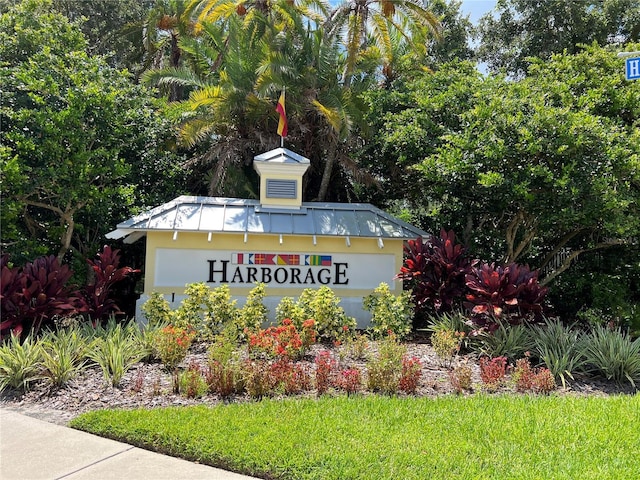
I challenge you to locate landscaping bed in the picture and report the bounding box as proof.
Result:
[1,336,635,427]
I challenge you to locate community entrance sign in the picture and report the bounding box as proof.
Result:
[107,148,427,326]
[153,248,395,290]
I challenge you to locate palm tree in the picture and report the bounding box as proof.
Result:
[325,0,441,86]
[255,24,375,200]
[145,16,274,195]
[145,12,373,200]
[142,0,195,100]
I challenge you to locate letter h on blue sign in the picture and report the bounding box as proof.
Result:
[626,58,640,80]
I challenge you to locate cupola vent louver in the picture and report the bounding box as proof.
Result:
[266,179,297,199]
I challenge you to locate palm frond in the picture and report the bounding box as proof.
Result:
[187,85,223,108]
[400,0,442,37]
[179,118,220,147]
[312,99,344,133]
[369,12,393,65]
[142,67,208,88]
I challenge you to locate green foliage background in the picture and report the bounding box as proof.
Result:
[1,0,638,323]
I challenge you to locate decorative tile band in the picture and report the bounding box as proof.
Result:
[231,253,332,266]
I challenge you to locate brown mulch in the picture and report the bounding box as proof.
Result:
[1,340,636,426]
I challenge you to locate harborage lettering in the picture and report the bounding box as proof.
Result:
[207,260,349,286]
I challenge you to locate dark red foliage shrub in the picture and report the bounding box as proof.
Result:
[83,245,140,321]
[336,368,362,396]
[479,356,508,388]
[396,230,475,315]
[314,350,337,395]
[206,361,239,398]
[464,262,548,328]
[399,355,422,394]
[1,247,139,338]
[270,359,312,395]
[1,254,86,338]
[1,255,28,337]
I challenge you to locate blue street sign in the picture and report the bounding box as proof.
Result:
[626,57,640,80]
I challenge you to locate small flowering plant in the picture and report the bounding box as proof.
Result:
[248,318,316,360]
[449,363,473,394]
[431,329,465,367]
[512,354,556,394]
[333,324,354,347]
[154,325,196,371]
[399,356,422,394]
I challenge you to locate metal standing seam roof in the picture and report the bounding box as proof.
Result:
[106,195,428,243]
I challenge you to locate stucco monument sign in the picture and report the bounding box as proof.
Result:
[107,148,427,326]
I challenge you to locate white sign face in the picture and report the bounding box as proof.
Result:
[153,248,397,290]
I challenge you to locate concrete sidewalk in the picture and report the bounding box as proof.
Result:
[0,408,259,480]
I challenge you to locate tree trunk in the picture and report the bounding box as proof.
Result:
[317,142,337,201]
[57,212,75,264]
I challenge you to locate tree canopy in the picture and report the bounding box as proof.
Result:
[2,0,639,322]
[0,0,184,265]
[476,0,640,76]
[360,44,640,284]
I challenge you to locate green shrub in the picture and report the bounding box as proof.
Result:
[363,282,413,339]
[531,318,586,388]
[205,284,240,334]
[141,292,173,326]
[179,361,208,398]
[0,334,42,392]
[366,335,407,394]
[39,327,88,388]
[275,296,306,328]
[86,322,147,387]
[298,286,356,342]
[173,282,210,332]
[479,322,533,361]
[173,283,220,338]
[582,325,640,387]
[144,284,240,341]
[237,283,268,334]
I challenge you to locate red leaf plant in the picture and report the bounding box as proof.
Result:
[464,262,548,330]
[396,230,476,315]
[1,254,86,338]
[83,245,140,321]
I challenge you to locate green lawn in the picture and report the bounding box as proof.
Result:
[70,394,640,479]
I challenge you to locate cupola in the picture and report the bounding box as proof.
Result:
[253,147,310,210]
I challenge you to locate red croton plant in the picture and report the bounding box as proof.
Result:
[0,254,85,338]
[83,245,140,321]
